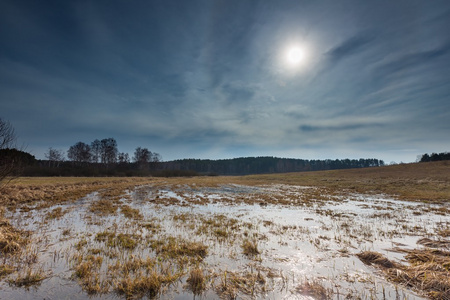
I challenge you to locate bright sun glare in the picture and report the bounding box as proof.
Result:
[287,46,304,65]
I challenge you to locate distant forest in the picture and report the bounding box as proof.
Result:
[0,118,395,178]
[160,157,385,175]
[419,152,450,162]
[1,147,385,177]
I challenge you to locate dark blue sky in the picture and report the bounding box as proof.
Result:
[1,0,449,163]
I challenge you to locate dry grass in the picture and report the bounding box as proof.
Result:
[0,162,448,298]
[153,237,208,260]
[0,177,160,209]
[417,237,450,249]
[186,267,206,295]
[115,270,163,299]
[2,161,449,208]
[109,256,184,299]
[45,206,67,220]
[357,249,450,299]
[357,251,400,269]
[120,205,143,220]
[215,269,268,299]
[295,280,331,300]
[242,161,450,203]
[95,231,140,250]
[241,239,260,257]
[89,199,120,215]
[8,266,47,287]
[73,254,108,294]
[0,264,14,279]
[196,214,240,240]
[0,207,29,255]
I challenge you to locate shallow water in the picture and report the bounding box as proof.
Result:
[2,184,449,299]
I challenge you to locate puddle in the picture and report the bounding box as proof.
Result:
[2,184,449,299]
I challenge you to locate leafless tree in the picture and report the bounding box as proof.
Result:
[67,142,91,163]
[45,147,65,168]
[0,118,17,185]
[133,147,161,170]
[100,138,118,165]
[150,152,162,170]
[90,139,101,163]
[133,147,150,169]
[0,118,15,150]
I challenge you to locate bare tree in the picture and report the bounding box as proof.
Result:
[45,147,65,168]
[0,118,15,150]
[133,147,151,169]
[0,118,17,184]
[90,139,101,163]
[118,152,130,164]
[100,138,118,165]
[150,152,162,169]
[133,147,161,170]
[68,142,91,163]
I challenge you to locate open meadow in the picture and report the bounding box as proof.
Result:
[0,161,449,299]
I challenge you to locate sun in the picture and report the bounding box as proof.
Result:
[286,46,305,65]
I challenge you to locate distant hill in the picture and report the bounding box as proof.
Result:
[160,156,385,175]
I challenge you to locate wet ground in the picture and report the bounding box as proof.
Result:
[2,183,449,299]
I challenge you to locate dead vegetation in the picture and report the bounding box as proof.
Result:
[8,266,48,287]
[243,160,450,203]
[153,237,208,260]
[186,267,207,295]
[90,199,120,216]
[215,268,268,299]
[0,177,160,209]
[294,280,332,300]
[0,164,449,299]
[0,206,28,254]
[357,247,450,299]
[357,251,400,269]
[241,239,260,257]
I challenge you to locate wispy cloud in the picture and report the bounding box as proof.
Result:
[1,0,449,163]
[326,32,377,65]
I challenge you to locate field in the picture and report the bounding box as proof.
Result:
[0,161,449,299]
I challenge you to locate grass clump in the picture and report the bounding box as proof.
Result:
[141,221,161,234]
[241,239,260,257]
[154,237,208,260]
[121,205,143,220]
[295,280,331,300]
[89,199,119,216]
[115,270,162,298]
[45,206,67,220]
[116,233,138,250]
[186,267,206,295]
[109,256,183,299]
[356,251,398,269]
[0,209,29,255]
[73,254,107,294]
[0,264,14,279]
[95,231,139,250]
[357,249,450,300]
[8,267,47,287]
[215,269,267,298]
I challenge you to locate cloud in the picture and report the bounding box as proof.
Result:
[326,32,377,65]
[220,81,256,105]
[374,42,450,80]
[299,122,383,133]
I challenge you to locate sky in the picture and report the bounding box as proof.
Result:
[1,0,449,163]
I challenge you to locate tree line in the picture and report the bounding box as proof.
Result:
[33,138,162,176]
[160,157,385,175]
[44,138,161,167]
[419,152,450,162]
[0,117,396,179]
